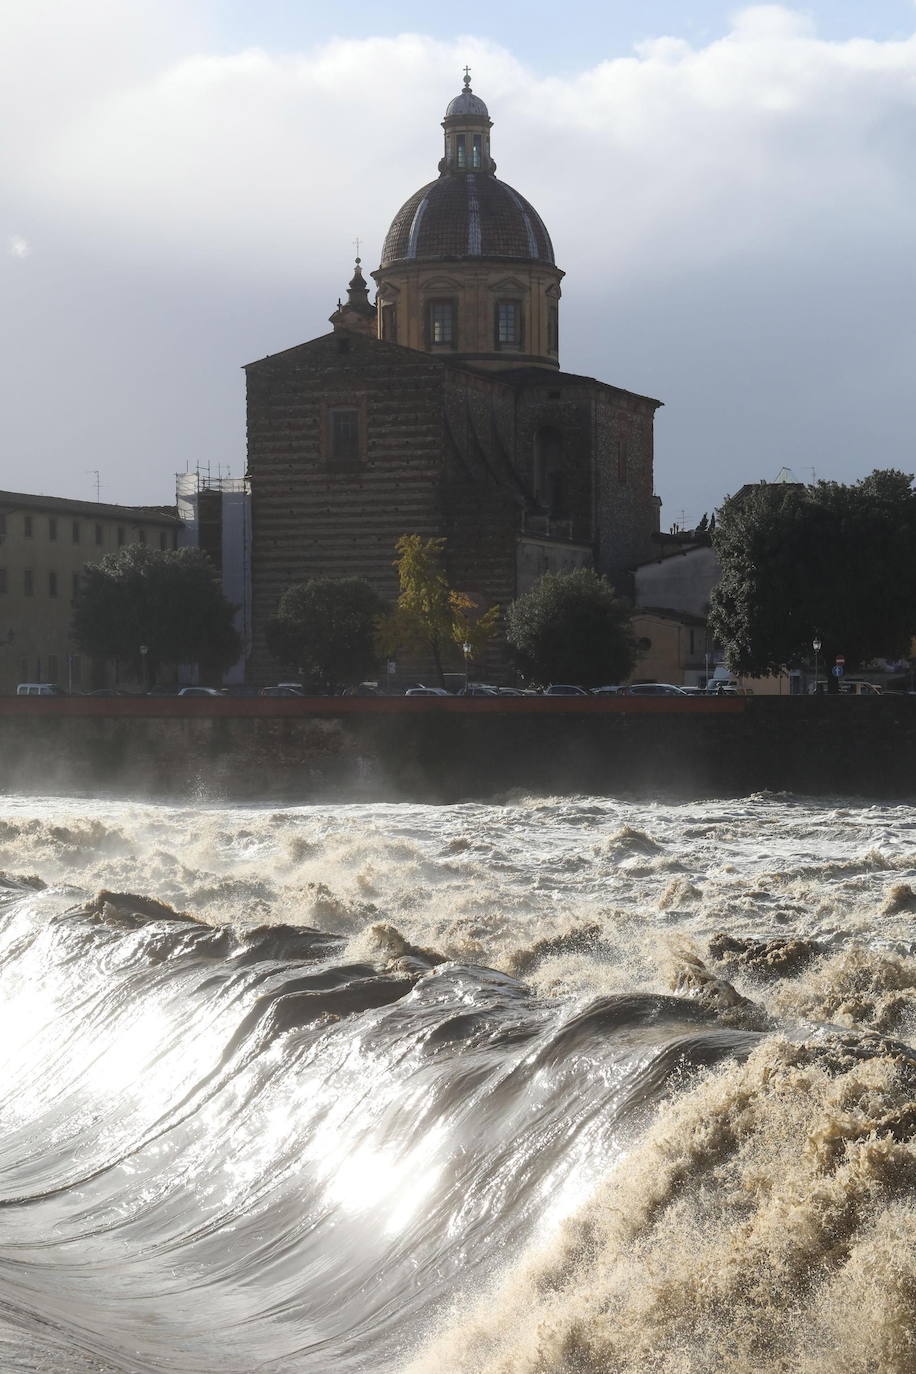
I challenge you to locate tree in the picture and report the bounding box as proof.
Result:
[376,536,500,686]
[265,577,385,693]
[72,545,241,682]
[505,568,636,687]
[708,469,916,675]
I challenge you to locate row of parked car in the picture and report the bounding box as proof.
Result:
[403,682,739,697]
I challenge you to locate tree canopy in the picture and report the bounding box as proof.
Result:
[505,568,636,687]
[708,469,916,674]
[72,545,241,681]
[265,577,385,692]
[376,535,500,685]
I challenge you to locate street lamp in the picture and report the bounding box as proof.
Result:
[139,643,149,692]
[812,635,821,694]
[462,641,471,693]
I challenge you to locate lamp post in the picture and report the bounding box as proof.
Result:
[462,641,471,693]
[139,643,149,693]
[812,635,821,694]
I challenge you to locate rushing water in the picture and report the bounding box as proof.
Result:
[0,791,914,1372]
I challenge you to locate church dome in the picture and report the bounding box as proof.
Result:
[444,89,490,119]
[379,175,555,267]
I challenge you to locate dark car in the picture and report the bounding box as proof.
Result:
[543,684,590,696]
[622,683,690,697]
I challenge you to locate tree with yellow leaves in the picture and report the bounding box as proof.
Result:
[377,535,500,687]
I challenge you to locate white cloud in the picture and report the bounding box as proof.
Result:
[7,235,31,258]
[1,4,916,519]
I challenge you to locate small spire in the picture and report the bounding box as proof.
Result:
[463,65,472,90]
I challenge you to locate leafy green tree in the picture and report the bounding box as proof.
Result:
[265,577,385,693]
[505,568,636,687]
[72,545,241,682]
[376,535,500,686]
[709,469,916,674]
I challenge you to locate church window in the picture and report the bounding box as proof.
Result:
[0,568,6,594]
[547,305,559,353]
[456,135,466,168]
[24,569,33,596]
[472,134,482,168]
[380,303,398,342]
[48,571,58,598]
[617,439,628,484]
[330,407,360,463]
[48,517,57,540]
[72,520,80,544]
[429,300,456,346]
[24,516,32,538]
[496,301,522,346]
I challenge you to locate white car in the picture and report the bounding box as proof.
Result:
[404,686,451,696]
[178,687,225,697]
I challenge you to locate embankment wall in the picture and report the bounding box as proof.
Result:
[0,697,912,802]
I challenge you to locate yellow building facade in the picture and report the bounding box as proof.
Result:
[0,491,180,694]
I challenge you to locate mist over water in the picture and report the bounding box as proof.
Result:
[0,792,914,1371]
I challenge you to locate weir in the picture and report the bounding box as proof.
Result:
[0,696,913,801]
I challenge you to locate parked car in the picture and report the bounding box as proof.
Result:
[16,683,65,696]
[259,685,305,697]
[404,686,451,696]
[543,684,591,696]
[591,685,622,695]
[177,687,225,698]
[456,683,499,696]
[622,683,690,697]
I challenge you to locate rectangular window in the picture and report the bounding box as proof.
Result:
[547,305,559,353]
[24,570,33,596]
[138,529,146,545]
[380,304,398,342]
[24,515,32,538]
[496,301,521,345]
[456,134,466,168]
[429,300,455,345]
[0,514,6,538]
[72,572,81,598]
[0,568,6,594]
[95,523,103,546]
[617,439,628,484]
[472,134,482,168]
[330,407,360,463]
[48,571,58,597]
[48,517,57,541]
[72,520,80,544]
[117,526,125,547]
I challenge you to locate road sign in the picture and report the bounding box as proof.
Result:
[832,665,844,677]
[835,655,845,664]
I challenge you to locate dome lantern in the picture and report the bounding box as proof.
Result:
[441,68,494,174]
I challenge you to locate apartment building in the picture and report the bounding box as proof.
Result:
[0,490,181,693]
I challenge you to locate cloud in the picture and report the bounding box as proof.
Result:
[1,4,916,520]
[7,235,31,258]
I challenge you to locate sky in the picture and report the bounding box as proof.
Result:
[3,2,916,529]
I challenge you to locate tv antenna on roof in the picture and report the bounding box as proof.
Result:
[87,470,101,502]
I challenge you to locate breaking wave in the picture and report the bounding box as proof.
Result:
[0,792,913,1370]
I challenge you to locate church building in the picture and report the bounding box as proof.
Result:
[245,75,662,683]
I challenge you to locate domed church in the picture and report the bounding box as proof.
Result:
[245,75,662,683]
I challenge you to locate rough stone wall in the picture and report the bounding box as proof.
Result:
[246,333,448,683]
[2,698,914,803]
[594,388,660,594]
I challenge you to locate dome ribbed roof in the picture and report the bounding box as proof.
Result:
[445,90,489,119]
[379,173,555,267]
